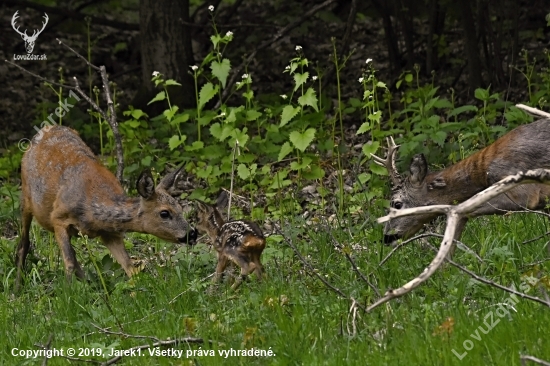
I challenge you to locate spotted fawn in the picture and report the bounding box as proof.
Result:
[196,191,266,290]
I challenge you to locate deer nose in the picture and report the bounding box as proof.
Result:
[383,234,399,245]
[179,228,198,244]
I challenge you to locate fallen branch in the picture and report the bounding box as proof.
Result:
[520,354,550,366]
[515,104,550,119]
[369,169,550,312]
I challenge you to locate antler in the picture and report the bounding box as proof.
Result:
[11,11,48,40]
[11,11,26,37]
[32,13,49,39]
[371,137,403,187]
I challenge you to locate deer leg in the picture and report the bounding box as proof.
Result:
[213,251,229,284]
[251,252,264,281]
[101,234,137,277]
[53,225,85,281]
[230,255,253,290]
[14,208,33,292]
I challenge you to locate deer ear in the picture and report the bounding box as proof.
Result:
[137,169,155,199]
[195,200,209,213]
[157,164,184,191]
[428,177,447,190]
[409,154,428,186]
[216,190,229,209]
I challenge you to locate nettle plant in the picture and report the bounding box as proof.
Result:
[117,17,332,218]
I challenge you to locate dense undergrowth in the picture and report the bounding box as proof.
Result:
[1,13,550,366]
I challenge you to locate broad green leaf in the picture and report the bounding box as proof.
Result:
[163,106,179,122]
[447,105,478,117]
[405,74,413,83]
[370,161,387,175]
[434,98,453,109]
[357,122,370,134]
[184,141,203,151]
[302,165,325,180]
[290,156,312,170]
[376,81,387,89]
[237,164,250,180]
[164,79,181,86]
[141,156,151,166]
[293,72,309,91]
[170,113,189,127]
[289,128,316,152]
[362,141,380,156]
[210,59,231,88]
[147,91,166,105]
[131,109,146,120]
[168,135,186,150]
[246,109,262,121]
[230,128,249,147]
[297,87,319,112]
[126,120,140,128]
[474,88,490,101]
[432,130,447,146]
[278,142,293,161]
[198,82,218,110]
[210,35,222,48]
[280,105,300,127]
[210,123,234,141]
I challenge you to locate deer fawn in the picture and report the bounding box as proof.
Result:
[372,118,550,245]
[195,191,266,290]
[15,126,197,291]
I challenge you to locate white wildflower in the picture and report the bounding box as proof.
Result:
[208,5,214,11]
[242,74,249,79]
[358,77,364,83]
[226,31,233,37]
[190,65,198,71]
[295,45,302,51]
[280,94,287,99]
[312,75,318,81]
[366,58,372,64]
[152,71,160,77]
[285,65,290,70]
[220,112,226,117]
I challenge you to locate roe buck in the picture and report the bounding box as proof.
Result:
[195,191,266,290]
[15,126,197,291]
[372,118,550,245]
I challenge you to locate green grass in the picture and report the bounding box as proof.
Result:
[1,212,550,365]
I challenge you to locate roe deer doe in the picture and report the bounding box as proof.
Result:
[15,125,197,291]
[372,118,550,245]
[195,191,266,290]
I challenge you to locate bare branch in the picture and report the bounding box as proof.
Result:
[56,38,100,71]
[520,355,550,366]
[515,104,550,119]
[367,212,460,312]
[369,169,550,312]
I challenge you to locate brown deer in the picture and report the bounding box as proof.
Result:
[15,126,197,291]
[195,191,266,290]
[372,118,550,245]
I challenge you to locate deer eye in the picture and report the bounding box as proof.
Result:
[160,210,171,219]
[392,201,403,209]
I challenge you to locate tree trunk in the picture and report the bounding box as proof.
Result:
[371,0,401,73]
[458,0,483,89]
[133,0,195,114]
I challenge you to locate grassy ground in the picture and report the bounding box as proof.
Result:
[1,212,550,365]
